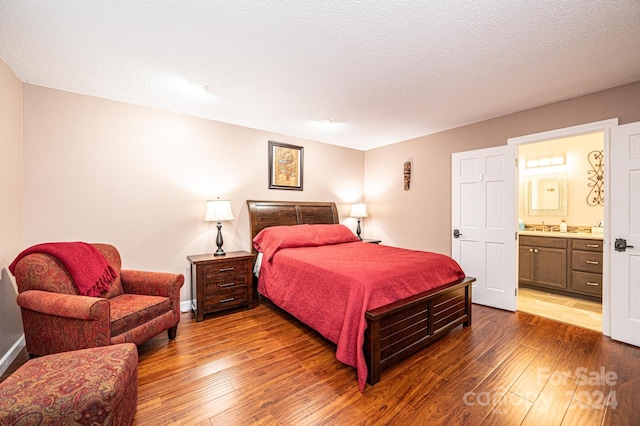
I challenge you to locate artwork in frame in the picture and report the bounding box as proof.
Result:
[268,141,304,190]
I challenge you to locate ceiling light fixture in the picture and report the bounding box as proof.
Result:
[190,80,212,92]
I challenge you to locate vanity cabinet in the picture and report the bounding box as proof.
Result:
[518,234,602,301]
[518,236,567,290]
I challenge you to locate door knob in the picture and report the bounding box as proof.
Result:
[453,229,462,238]
[615,238,634,252]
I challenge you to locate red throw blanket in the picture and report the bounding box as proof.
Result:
[255,228,466,392]
[9,242,117,297]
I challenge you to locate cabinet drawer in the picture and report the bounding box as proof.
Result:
[570,271,602,297]
[519,235,567,249]
[203,271,246,288]
[202,261,246,278]
[204,287,246,311]
[204,277,246,293]
[571,250,603,273]
[571,239,603,252]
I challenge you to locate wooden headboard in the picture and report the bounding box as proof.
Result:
[246,200,340,253]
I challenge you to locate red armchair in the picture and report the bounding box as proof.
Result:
[12,243,184,357]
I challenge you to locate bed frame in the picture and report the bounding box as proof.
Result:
[246,200,475,386]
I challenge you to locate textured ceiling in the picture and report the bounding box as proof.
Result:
[1,1,639,150]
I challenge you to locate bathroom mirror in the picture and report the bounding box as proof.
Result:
[524,171,568,216]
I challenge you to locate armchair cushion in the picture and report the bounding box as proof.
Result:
[109,294,171,337]
[95,243,125,298]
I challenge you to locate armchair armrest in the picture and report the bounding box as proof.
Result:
[120,270,184,297]
[16,290,112,355]
[17,290,109,320]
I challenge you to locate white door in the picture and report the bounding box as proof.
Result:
[610,121,640,346]
[452,145,517,311]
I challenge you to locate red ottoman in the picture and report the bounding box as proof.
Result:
[0,343,138,425]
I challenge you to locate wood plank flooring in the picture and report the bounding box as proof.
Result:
[3,300,639,425]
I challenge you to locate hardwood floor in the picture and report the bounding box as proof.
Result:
[518,287,602,332]
[3,300,639,425]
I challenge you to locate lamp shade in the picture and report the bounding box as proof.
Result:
[204,199,234,222]
[350,203,368,218]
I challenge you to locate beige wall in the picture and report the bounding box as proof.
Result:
[364,82,640,255]
[0,59,25,370]
[22,85,365,304]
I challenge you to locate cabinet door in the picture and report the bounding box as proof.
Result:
[518,246,535,284]
[534,247,567,289]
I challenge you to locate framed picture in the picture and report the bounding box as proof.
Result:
[268,141,304,190]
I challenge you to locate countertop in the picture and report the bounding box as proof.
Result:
[519,230,603,240]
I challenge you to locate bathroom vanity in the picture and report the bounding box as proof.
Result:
[518,232,603,301]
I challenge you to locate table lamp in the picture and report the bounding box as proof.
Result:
[204,199,234,256]
[350,202,368,240]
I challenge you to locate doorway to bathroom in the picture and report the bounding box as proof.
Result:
[516,131,604,331]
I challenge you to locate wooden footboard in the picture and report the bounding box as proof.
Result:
[364,276,474,385]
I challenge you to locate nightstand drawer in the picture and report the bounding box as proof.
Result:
[570,271,602,296]
[571,250,603,273]
[202,262,244,278]
[204,287,246,311]
[204,276,246,293]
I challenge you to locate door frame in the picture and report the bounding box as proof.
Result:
[507,118,618,336]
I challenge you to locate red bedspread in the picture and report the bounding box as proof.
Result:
[254,226,465,391]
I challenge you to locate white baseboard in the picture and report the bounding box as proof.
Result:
[180,300,193,313]
[0,335,25,376]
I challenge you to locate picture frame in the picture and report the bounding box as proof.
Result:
[268,141,304,190]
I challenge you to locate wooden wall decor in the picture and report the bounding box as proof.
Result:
[404,161,411,191]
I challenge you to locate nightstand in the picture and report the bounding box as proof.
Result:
[361,238,381,244]
[187,251,256,322]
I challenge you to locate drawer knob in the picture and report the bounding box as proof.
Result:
[586,260,599,265]
[586,282,599,286]
[586,244,599,248]
[219,282,235,287]
[219,267,234,272]
[220,297,235,303]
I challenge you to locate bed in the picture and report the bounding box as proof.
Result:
[247,200,475,390]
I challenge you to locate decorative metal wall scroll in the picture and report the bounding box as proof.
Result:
[404,161,411,191]
[587,150,604,206]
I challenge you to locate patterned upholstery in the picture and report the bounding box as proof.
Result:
[12,243,184,356]
[0,344,138,425]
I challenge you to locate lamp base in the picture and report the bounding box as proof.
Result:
[356,218,362,240]
[214,222,226,256]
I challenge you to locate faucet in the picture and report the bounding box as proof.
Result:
[541,221,546,232]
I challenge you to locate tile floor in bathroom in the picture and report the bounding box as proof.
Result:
[517,287,602,331]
